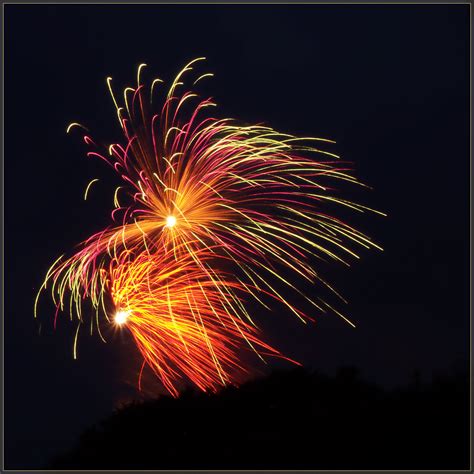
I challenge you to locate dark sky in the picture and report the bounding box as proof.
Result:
[5,4,470,470]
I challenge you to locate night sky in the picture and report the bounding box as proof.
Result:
[5,4,470,469]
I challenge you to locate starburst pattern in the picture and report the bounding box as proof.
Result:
[35,58,383,396]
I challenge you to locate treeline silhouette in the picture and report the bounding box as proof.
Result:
[49,365,470,470]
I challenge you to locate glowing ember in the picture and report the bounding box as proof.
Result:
[114,310,130,325]
[165,215,176,228]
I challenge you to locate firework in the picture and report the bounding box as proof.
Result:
[109,245,295,397]
[73,58,383,322]
[36,58,383,396]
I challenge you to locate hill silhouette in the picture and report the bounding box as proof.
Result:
[49,366,470,470]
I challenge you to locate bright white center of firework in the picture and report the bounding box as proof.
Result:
[114,310,130,325]
[165,215,177,228]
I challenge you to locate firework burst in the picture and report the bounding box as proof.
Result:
[109,245,295,397]
[36,58,383,396]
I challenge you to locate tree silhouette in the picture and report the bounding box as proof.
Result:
[49,365,469,470]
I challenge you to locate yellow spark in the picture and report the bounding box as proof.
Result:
[84,178,99,201]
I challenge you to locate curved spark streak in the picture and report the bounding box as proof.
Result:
[84,178,99,201]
